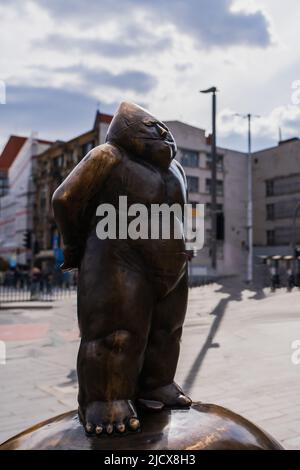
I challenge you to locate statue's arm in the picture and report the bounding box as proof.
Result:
[172,159,188,203]
[172,159,195,259]
[52,143,122,270]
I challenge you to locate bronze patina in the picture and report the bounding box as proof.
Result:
[51,102,191,436]
[0,403,283,450]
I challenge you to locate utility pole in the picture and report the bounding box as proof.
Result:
[247,114,253,285]
[201,86,218,272]
[235,113,259,283]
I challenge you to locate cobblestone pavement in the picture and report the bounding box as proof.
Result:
[0,281,299,449]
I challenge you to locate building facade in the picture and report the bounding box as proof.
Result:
[165,121,248,281]
[0,134,52,266]
[253,137,300,257]
[33,112,112,264]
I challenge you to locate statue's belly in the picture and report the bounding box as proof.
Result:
[91,158,187,295]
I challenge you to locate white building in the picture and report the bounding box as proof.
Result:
[0,134,52,266]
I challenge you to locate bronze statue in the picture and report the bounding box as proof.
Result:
[0,102,284,451]
[52,102,192,436]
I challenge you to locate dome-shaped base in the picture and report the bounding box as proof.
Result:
[0,402,283,450]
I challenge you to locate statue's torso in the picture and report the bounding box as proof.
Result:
[86,151,187,293]
[102,153,186,208]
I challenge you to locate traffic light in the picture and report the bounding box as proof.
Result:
[23,230,32,249]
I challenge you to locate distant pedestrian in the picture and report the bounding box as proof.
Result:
[270,262,280,292]
[30,266,41,300]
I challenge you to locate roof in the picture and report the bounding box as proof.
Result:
[253,137,300,155]
[36,138,53,145]
[0,135,27,171]
[93,110,113,128]
[0,135,53,170]
[164,120,206,134]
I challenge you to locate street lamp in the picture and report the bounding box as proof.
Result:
[235,113,260,284]
[200,86,218,273]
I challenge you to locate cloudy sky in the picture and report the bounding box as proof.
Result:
[0,0,300,152]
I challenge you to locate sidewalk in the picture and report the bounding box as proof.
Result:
[0,284,299,449]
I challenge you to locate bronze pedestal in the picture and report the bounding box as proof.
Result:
[0,403,283,450]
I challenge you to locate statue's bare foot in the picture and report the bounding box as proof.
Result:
[79,400,140,436]
[138,382,192,411]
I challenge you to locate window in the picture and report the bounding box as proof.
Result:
[217,155,223,171]
[72,152,78,164]
[266,175,300,200]
[40,188,47,210]
[266,180,274,196]
[205,179,211,194]
[187,176,199,193]
[206,179,223,196]
[216,212,225,241]
[266,204,274,220]
[206,153,223,171]
[81,141,94,157]
[0,175,8,196]
[180,149,199,168]
[266,230,275,246]
[217,180,223,196]
[53,154,64,168]
[272,198,300,219]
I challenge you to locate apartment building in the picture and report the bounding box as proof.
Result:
[0,134,52,266]
[33,112,112,261]
[253,137,300,257]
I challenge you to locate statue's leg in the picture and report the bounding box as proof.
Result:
[77,263,153,435]
[138,271,192,409]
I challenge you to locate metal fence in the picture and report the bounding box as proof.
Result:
[0,284,76,303]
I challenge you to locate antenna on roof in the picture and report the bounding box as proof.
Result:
[278,127,282,143]
[96,101,101,114]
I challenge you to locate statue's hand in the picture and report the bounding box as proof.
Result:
[60,246,80,271]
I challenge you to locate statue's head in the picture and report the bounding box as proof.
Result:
[106,102,177,169]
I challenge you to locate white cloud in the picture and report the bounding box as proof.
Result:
[218,103,300,150]
[0,0,300,153]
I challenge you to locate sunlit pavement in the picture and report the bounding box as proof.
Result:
[0,282,299,449]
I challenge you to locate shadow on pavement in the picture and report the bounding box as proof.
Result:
[183,278,266,392]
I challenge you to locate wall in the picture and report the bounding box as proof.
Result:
[166,120,248,280]
[0,136,50,265]
[253,139,300,248]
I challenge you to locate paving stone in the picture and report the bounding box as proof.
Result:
[1,286,300,448]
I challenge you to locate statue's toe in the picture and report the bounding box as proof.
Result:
[82,400,139,436]
[116,422,126,433]
[85,422,94,434]
[95,425,103,435]
[128,417,140,431]
[177,394,192,406]
[106,424,113,434]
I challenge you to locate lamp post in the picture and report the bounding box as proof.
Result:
[200,86,218,273]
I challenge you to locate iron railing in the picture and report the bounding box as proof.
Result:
[0,284,76,303]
